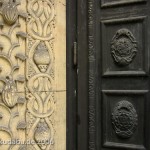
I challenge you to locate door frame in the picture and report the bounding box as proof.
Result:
[66,0,77,150]
[67,0,93,149]
[77,0,89,150]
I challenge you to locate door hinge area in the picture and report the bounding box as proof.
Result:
[73,42,77,66]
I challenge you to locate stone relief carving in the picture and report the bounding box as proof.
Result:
[26,0,56,149]
[111,29,138,66]
[34,119,52,150]
[0,0,27,149]
[2,76,18,108]
[112,100,138,139]
[2,0,19,25]
[0,0,65,149]
[33,42,51,73]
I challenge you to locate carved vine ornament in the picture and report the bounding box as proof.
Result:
[26,0,56,149]
[0,0,27,150]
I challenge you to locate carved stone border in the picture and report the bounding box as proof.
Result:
[88,0,96,149]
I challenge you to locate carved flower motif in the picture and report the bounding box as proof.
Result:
[112,100,138,138]
[33,42,50,73]
[111,29,138,66]
[2,1,19,25]
[2,76,18,108]
[34,119,51,150]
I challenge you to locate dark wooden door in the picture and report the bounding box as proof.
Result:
[88,0,150,150]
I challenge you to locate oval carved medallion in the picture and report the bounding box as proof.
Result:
[111,29,138,66]
[2,0,19,25]
[112,100,138,139]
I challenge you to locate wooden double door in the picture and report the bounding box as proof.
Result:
[69,0,150,150]
[85,0,150,150]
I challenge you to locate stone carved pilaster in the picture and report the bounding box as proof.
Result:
[26,0,56,149]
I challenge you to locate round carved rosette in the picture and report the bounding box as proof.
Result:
[111,29,138,66]
[112,100,138,139]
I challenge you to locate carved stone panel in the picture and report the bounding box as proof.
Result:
[0,0,66,150]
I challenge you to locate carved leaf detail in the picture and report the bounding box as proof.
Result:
[15,53,27,61]
[17,121,27,130]
[0,44,3,51]
[16,31,27,39]
[17,97,26,104]
[15,75,25,82]
[2,77,18,108]
[0,0,27,147]
[18,145,27,150]
[0,113,3,119]
[0,22,4,27]
[34,120,51,150]
[19,12,28,19]
[33,42,50,73]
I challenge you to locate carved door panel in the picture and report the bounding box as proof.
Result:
[0,0,67,150]
[88,0,150,150]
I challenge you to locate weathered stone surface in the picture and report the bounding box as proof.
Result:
[0,0,66,149]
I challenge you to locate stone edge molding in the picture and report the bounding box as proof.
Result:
[0,0,27,149]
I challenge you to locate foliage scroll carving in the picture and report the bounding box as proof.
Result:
[0,0,27,149]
